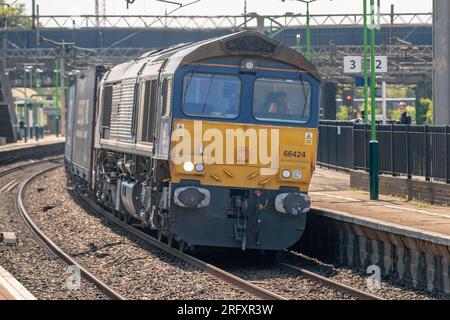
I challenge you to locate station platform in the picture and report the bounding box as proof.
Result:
[309,168,450,241]
[305,168,450,294]
[0,135,65,166]
[0,265,35,300]
[0,135,65,152]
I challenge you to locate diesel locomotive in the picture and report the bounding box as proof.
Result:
[65,31,321,252]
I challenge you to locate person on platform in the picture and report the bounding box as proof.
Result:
[19,120,25,140]
[353,109,367,123]
[399,102,411,125]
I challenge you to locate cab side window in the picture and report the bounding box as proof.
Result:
[161,78,172,117]
[141,80,157,143]
[102,85,113,139]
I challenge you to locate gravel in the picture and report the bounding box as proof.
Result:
[0,161,106,300]
[281,251,450,300]
[22,167,255,300]
[226,263,355,300]
[16,164,435,300]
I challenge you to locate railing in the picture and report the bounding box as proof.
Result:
[0,12,432,31]
[0,45,432,59]
[318,120,450,183]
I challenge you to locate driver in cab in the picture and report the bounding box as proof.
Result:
[267,92,292,115]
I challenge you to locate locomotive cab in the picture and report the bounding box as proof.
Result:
[166,32,321,250]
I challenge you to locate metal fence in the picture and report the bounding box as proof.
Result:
[318,120,450,183]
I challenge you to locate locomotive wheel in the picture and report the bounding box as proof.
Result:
[167,234,174,247]
[121,213,131,224]
[178,240,187,253]
[254,250,278,262]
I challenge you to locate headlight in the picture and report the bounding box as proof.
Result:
[292,169,302,180]
[174,187,211,208]
[183,162,194,172]
[195,163,205,172]
[275,193,311,215]
[281,169,291,179]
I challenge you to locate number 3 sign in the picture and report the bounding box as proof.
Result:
[344,56,362,73]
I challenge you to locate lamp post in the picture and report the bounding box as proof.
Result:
[363,0,368,124]
[369,0,379,200]
[281,0,317,61]
[54,59,60,138]
[26,66,37,140]
[296,34,301,52]
[299,0,316,61]
[303,0,314,61]
[22,67,28,143]
[36,68,43,139]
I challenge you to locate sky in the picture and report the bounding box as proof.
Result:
[13,0,432,17]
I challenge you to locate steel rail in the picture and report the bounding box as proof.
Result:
[8,160,379,300]
[0,156,63,178]
[278,262,384,300]
[78,192,287,300]
[17,164,125,301]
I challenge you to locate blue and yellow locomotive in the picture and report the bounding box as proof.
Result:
[65,31,321,251]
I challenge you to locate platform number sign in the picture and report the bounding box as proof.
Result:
[344,56,362,73]
[373,56,388,73]
[344,56,388,74]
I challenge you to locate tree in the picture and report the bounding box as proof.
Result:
[336,106,349,121]
[0,1,32,28]
[421,98,433,124]
[415,98,432,125]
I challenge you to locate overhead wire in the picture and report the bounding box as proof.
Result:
[99,0,202,52]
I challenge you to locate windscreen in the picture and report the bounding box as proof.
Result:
[182,72,241,119]
[253,77,312,124]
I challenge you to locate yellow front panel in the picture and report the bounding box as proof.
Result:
[169,119,318,192]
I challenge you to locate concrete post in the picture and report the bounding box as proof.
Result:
[433,0,450,125]
[382,81,387,124]
[321,81,337,120]
[415,81,432,124]
[256,16,265,34]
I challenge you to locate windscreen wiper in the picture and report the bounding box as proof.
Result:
[182,67,198,105]
[300,73,310,119]
[201,74,215,115]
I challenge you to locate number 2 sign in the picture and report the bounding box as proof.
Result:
[373,56,387,73]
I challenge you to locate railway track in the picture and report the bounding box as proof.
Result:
[75,184,383,300]
[0,156,63,178]
[213,254,384,300]
[14,162,383,300]
[276,262,383,300]
[77,191,286,300]
[13,159,124,300]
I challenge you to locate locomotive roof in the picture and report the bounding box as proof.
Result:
[104,31,320,83]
